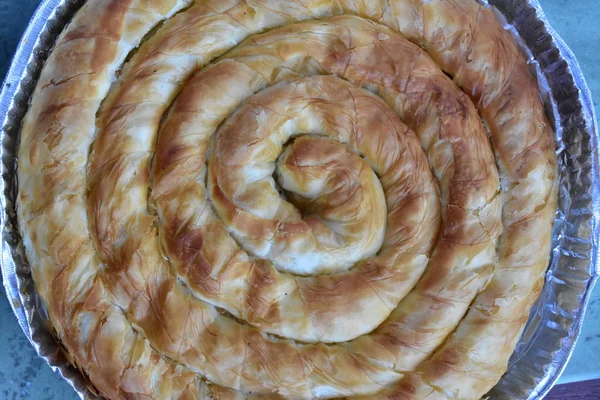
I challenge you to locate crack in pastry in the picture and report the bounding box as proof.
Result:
[17,0,557,399]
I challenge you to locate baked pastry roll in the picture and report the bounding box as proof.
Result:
[17,0,557,399]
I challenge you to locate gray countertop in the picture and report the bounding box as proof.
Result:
[0,0,598,398]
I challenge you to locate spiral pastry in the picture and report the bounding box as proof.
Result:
[17,0,557,399]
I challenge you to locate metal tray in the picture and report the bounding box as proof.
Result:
[0,0,598,398]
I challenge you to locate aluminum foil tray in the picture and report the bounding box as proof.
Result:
[0,0,598,399]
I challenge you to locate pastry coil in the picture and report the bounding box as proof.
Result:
[17,0,557,399]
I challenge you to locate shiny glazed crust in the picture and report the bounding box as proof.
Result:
[17,1,557,399]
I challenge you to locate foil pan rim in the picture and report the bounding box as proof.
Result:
[1,1,57,343]
[528,3,600,397]
[1,1,598,399]
[1,2,95,397]
[500,0,600,397]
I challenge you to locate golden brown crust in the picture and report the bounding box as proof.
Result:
[18,0,556,399]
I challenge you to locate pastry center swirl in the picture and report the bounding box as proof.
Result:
[274,136,386,274]
[221,132,388,276]
[208,74,427,276]
[156,71,439,343]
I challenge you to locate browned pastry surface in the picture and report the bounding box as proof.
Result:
[17,0,557,399]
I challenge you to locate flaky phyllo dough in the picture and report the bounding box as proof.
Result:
[17,0,557,399]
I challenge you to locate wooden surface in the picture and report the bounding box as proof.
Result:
[546,379,600,399]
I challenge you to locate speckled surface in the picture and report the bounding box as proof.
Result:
[0,289,76,398]
[0,0,598,398]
